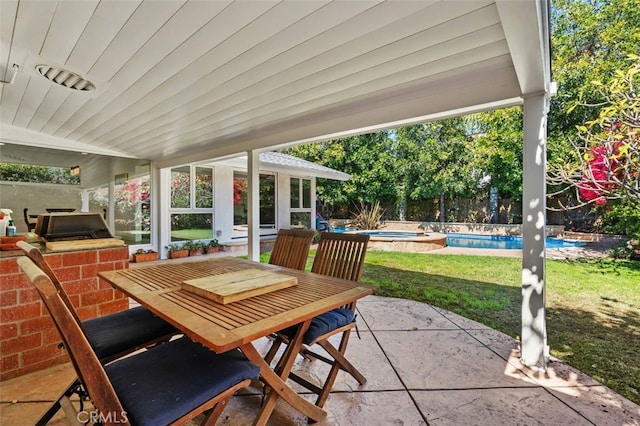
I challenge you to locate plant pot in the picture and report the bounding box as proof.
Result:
[133,252,158,263]
[189,249,204,256]
[205,246,219,254]
[168,249,189,259]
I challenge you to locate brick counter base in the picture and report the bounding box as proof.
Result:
[0,247,129,380]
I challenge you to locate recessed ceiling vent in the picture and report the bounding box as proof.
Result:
[36,65,95,91]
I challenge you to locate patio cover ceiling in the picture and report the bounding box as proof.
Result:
[0,0,549,168]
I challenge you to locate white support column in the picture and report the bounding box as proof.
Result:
[247,150,260,261]
[158,167,171,259]
[311,178,317,230]
[277,173,291,230]
[521,93,549,370]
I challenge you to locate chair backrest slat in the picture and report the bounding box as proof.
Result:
[311,232,369,282]
[17,257,127,425]
[269,229,315,270]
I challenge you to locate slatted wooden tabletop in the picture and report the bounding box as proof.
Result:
[99,257,376,353]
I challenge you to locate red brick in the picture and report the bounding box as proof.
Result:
[20,316,55,334]
[67,294,80,308]
[0,333,42,355]
[98,278,117,290]
[62,250,97,266]
[6,355,69,380]
[19,288,40,304]
[0,290,18,307]
[0,302,41,323]
[53,266,81,282]
[0,273,30,290]
[81,263,98,279]
[98,248,128,262]
[22,342,64,367]
[81,289,115,307]
[98,299,128,316]
[63,279,97,295]
[97,262,116,272]
[0,258,19,274]
[76,305,98,321]
[0,322,18,340]
[0,353,19,375]
[42,254,63,268]
[42,328,63,345]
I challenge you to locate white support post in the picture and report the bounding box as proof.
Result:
[150,162,161,254]
[311,178,317,230]
[158,167,171,259]
[521,93,550,370]
[247,150,260,261]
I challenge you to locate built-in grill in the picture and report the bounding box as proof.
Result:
[35,213,114,242]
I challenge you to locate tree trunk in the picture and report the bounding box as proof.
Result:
[439,193,445,223]
[489,186,499,224]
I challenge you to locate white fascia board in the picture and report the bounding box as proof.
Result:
[205,154,351,181]
[268,96,524,155]
[0,123,136,158]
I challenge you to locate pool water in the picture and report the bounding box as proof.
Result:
[445,233,585,250]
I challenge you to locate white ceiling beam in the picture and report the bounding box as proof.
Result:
[495,0,550,95]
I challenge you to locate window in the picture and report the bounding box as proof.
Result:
[290,177,312,229]
[114,175,151,245]
[0,162,81,185]
[169,166,214,241]
[233,172,276,228]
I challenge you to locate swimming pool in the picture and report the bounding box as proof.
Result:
[445,233,585,250]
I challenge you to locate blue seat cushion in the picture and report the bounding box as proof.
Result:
[282,308,355,344]
[105,337,260,426]
[83,306,178,360]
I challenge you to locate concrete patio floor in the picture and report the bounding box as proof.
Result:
[1,294,639,425]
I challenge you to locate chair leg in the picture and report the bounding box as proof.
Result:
[59,396,82,426]
[317,338,366,385]
[201,395,233,426]
[263,334,284,366]
[35,378,81,426]
[315,330,366,408]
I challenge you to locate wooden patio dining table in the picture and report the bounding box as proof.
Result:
[99,257,376,425]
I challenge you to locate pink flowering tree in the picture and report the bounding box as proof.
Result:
[549,57,640,206]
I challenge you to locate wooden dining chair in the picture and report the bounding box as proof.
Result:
[268,228,316,270]
[265,232,370,408]
[17,241,179,424]
[17,256,261,426]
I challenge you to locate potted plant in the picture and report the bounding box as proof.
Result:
[166,243,189,259]
[205,239,219,254]
[132,248,158,263]
[186,240,205,256]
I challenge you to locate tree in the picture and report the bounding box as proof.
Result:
[471,107,524,200]
[283,132,399,217]
[408,118,477,222]
[548,58,640,206]
[548,0,640,173]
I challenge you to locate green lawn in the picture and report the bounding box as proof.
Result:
[358,251,640,405]
[261,250,640,404]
